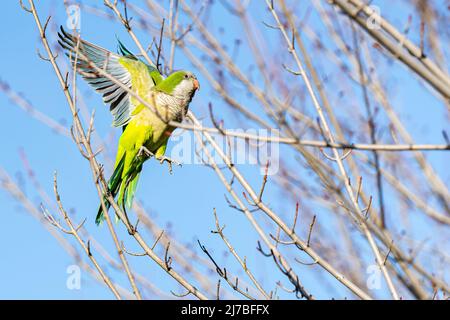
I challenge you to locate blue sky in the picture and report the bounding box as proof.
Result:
[0,0,448,299]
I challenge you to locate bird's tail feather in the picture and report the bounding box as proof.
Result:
[96,154,126,225]
[117,169,141,211]
[125,172,141,209]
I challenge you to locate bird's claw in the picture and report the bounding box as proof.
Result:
[156,156,182,174]
[137,147,181,174]
[138,146,154,158]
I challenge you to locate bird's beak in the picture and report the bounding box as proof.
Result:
[193,79,200,91]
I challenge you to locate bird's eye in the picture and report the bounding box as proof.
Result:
[184,74,189,79]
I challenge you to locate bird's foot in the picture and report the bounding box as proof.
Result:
[137,146,154,158]
[156,156,182,174]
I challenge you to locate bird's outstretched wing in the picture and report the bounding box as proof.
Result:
[58,27,160,127]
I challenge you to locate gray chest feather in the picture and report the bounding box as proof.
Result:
[157,92,192,122]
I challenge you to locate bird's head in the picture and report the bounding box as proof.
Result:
[158,70,200,100]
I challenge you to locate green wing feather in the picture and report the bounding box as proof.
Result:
[116,36,164,85]
[58,26,164,127]
[58,27,133,127]
[116,37,138,60]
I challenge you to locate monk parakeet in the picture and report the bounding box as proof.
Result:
[58,27,199,224]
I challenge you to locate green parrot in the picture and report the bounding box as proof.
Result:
[58,27,200,224]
